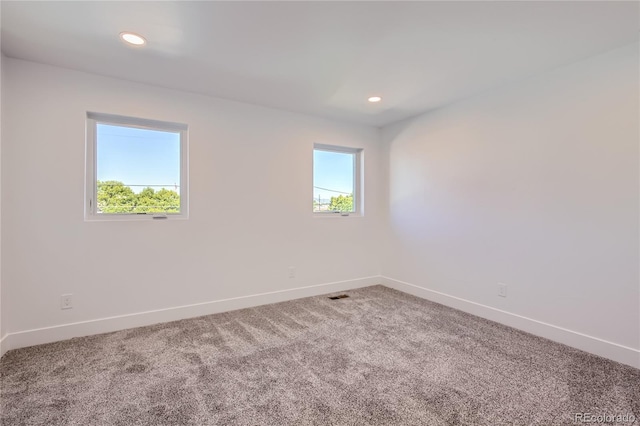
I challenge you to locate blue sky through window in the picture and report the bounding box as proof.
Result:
[96,124,181,194]
[313,150,354,203]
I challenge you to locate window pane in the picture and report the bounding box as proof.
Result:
[313,149,355,212]
[96,124,181,214]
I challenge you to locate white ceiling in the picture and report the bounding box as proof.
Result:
[1,1,638,127]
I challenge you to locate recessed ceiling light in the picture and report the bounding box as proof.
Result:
[368,96,382,103]
[119,32,146,46]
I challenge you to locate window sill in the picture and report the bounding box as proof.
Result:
[85,214,188,222]
[312,213,363,219]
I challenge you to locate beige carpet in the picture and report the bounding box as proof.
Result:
[1,285,639,425]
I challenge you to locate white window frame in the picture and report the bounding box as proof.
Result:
[85,112,189,221]
[313,143,363,217]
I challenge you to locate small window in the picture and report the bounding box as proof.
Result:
[85,113,188,220]
[313,144,362,215]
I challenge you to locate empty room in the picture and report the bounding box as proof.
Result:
[0,1,639,425]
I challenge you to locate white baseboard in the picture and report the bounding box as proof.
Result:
[2,276,380,355]
[0,333,8,358]
[381,276,640,369]
[4,275,638,370]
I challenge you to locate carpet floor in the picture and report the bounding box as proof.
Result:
[1,285,638,425]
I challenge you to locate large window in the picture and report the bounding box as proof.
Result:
[313,144,362,215]
[85,113,188,220]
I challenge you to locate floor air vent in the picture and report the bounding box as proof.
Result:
[329,294,350,300]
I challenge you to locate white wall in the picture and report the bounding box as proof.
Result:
[0,53,4,353]
[383,43,640,365]
[1,58,384,347]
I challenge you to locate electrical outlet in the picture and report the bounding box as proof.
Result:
[497,283,507,298]
[288,267,296,279]
[61,294,73,310]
